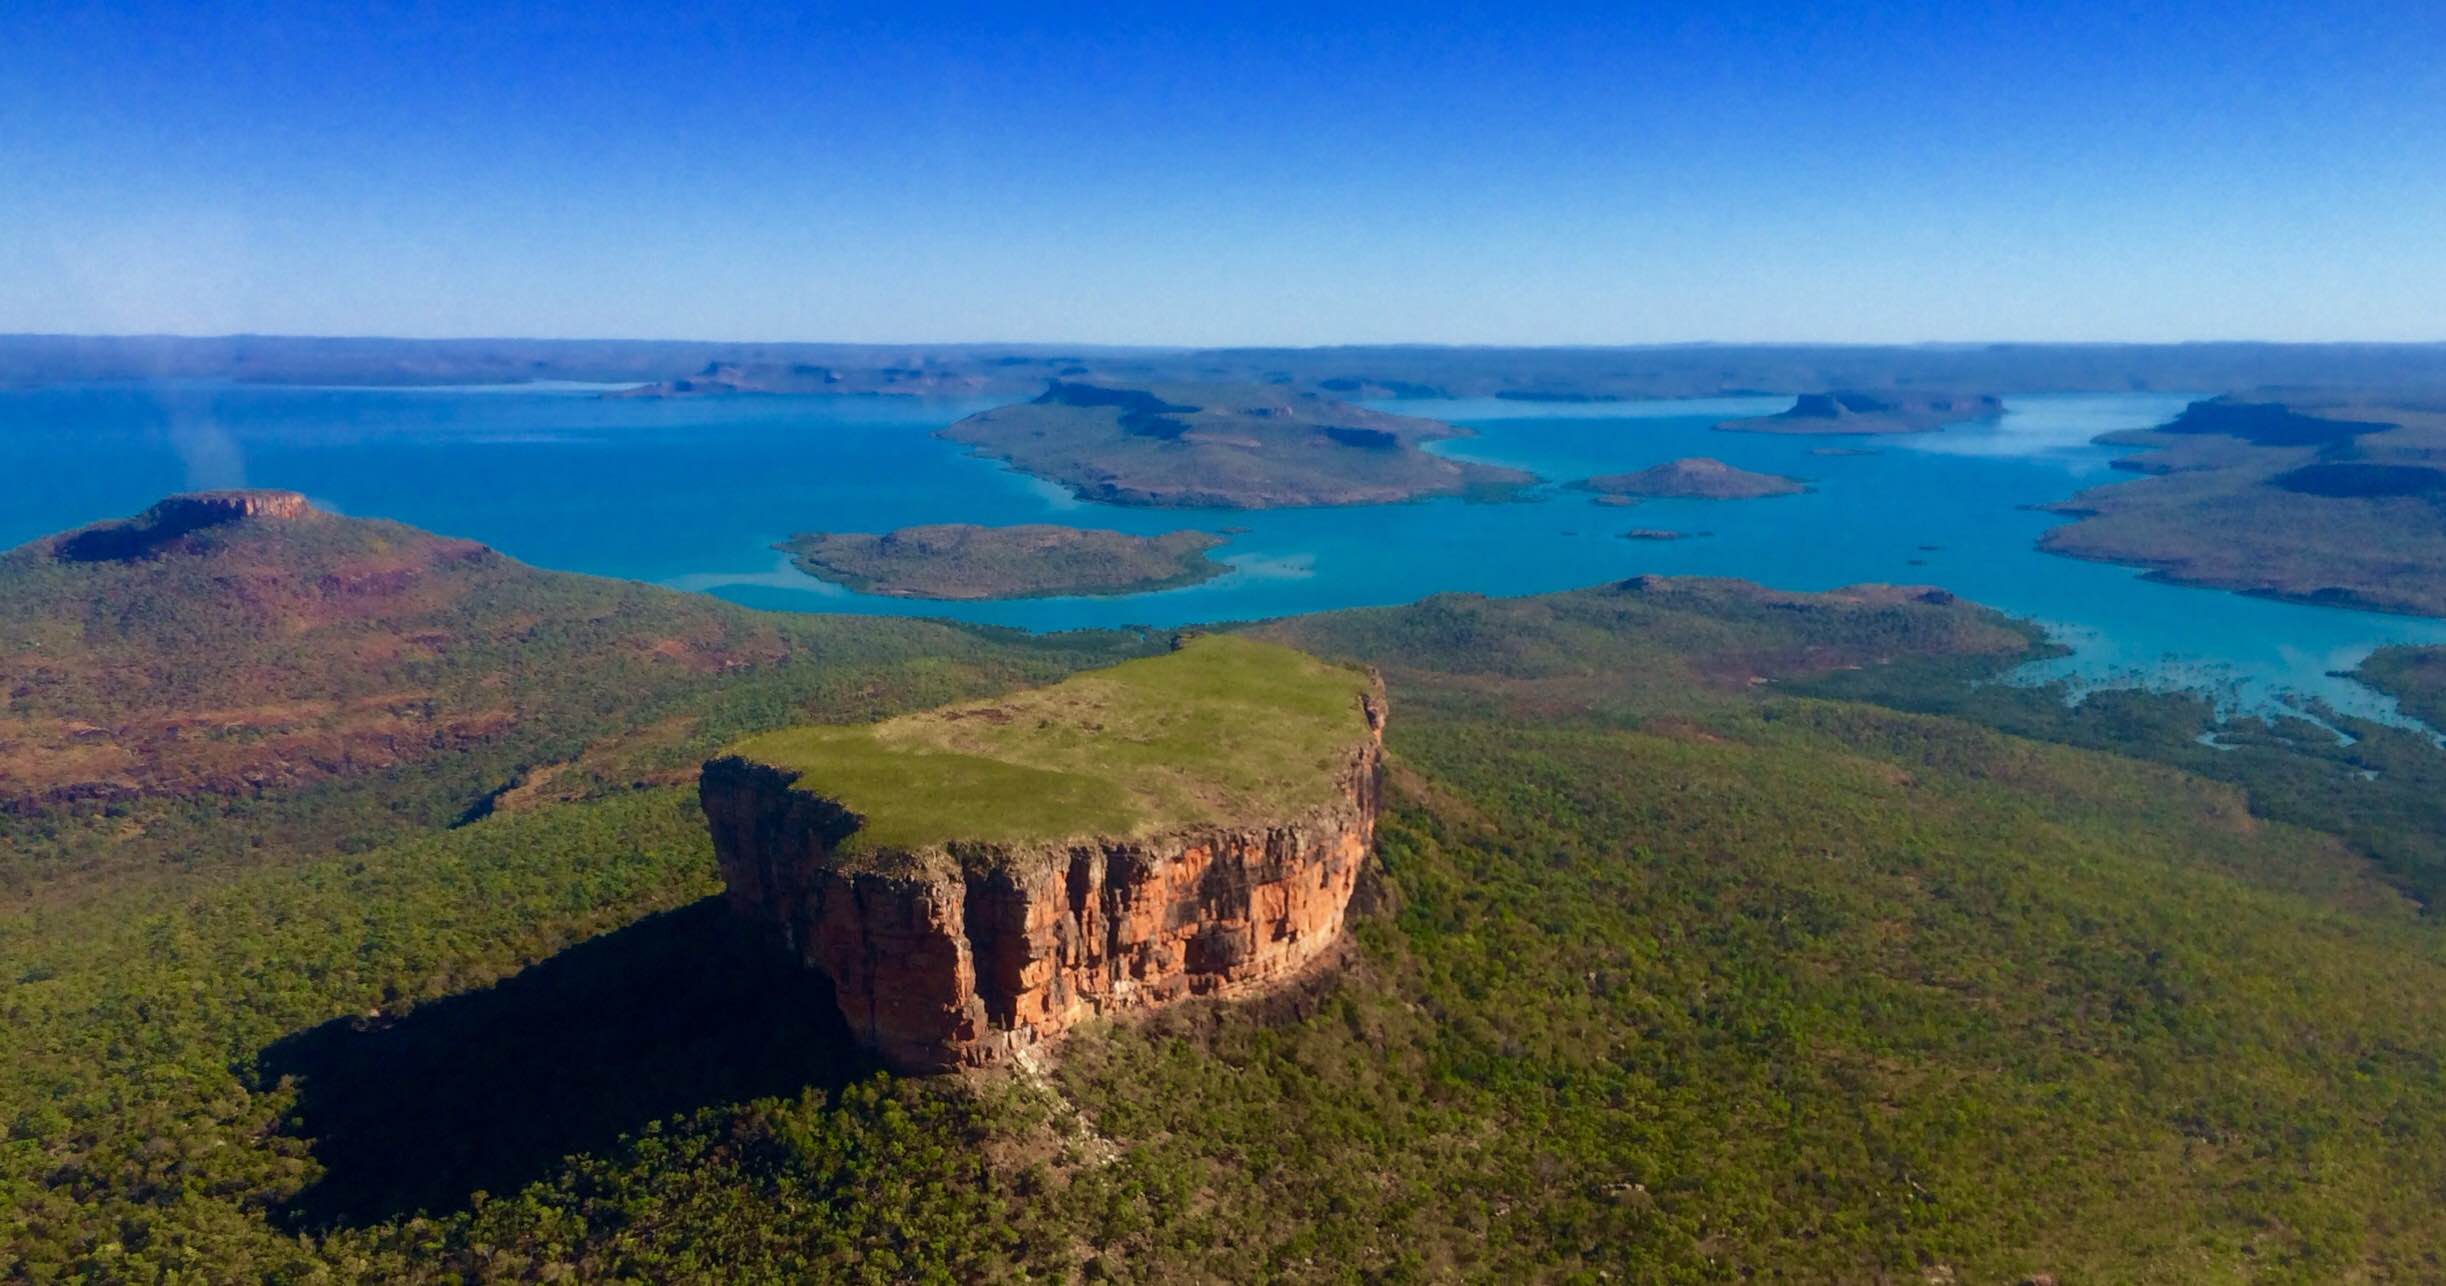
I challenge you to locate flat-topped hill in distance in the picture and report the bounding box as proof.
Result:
[1575,457,1809,500]
[0,490,1156,890]
[2136,396,2409,447]
[1716,389,2004,434]
[712,635,1379,875]
[0,489,528,810]
[940,380,1535,508]
[779,523,1229,600]
[47,489,318,561]
[2041,390,2446,616]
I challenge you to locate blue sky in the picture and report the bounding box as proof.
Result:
[2,1,2439,344]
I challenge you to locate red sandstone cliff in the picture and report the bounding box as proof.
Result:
[51,489,316,562]
[156,489,313,523]
[701,688,1384,1073]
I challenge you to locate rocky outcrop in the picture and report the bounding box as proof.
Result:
[53,489,314,562]
[1717,390,2004,435]
[701,690,1385,1073]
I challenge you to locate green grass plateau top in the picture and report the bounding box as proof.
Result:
[725,635,1377,860]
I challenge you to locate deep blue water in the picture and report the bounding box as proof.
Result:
[6,381,2443,723]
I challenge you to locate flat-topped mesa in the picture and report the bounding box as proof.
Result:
[1717,390,2004,435]
[52,489,315,562]
[700,635,1386,1072]
[156,489,313,523]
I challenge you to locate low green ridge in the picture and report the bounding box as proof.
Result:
[778,522,1229,600]
[726,634,1376,861]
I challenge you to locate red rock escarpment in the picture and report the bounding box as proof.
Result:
[700,697,1383,1073]
[52,489,315,562]
[157,489,313,523]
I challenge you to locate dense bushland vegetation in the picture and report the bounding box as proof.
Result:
[2360,643,2446,729]
[1808,649,2446,908]
[9,558,2446,1278]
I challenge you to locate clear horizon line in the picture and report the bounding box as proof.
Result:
[8,330,2446,352]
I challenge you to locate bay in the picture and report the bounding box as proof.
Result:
[5,380,2440,723]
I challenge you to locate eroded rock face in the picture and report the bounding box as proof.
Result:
[53,489,314,562]
[701,692,1384,1072]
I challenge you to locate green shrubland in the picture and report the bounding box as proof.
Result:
[8,567,2446,1279]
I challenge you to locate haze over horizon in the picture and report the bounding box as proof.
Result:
[4,0,2440,346]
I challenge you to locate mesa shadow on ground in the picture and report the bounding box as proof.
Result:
[259,896,866,1229]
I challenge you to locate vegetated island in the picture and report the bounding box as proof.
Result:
[1718,390,2004,435]
[1574,457,1809,501]
[703,634,1383,1070]
[2038,391,2446,616]
[939,380,1536,508]
[778,523,1229,600]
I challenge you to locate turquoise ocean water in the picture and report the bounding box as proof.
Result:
[5,381,2441,723]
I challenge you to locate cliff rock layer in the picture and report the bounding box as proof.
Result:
[702,684,1383,1072]
[53,489,315,562]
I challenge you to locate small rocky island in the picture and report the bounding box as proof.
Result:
[940,380,1535,508]
[780,523,1229,600]
[1718,390,2003,435]
[1575,458,1808,501]
[701,635,1385,1072]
